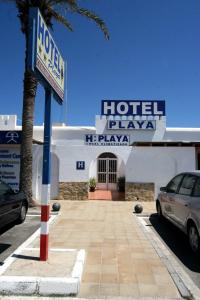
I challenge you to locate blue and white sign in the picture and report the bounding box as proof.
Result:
[107,120,156,130]
[0,131,22,144]
[76,161,85,170]
[85,135,130,146]
[0,148,20,190]
[28,8,65,103]
[101,100,165,116]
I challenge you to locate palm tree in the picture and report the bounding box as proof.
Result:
[4,0,109,206]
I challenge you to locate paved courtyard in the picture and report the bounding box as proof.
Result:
[42,200,180,298]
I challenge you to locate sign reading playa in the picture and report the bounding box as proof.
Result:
[28,9,65,102]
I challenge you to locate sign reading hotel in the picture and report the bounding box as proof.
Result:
[29,9,65,103]
[0,148,20,190]
[107,120,156,130]
[101,100,165,116]
[85,135,130,146]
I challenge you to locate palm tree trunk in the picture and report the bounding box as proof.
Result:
[19,32,38,207]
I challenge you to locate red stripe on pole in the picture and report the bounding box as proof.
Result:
[40,234,49,261]
[41,205,50,222]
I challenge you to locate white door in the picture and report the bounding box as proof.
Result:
[97,158,117,190]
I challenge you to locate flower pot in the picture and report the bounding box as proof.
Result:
[89,186,95,192]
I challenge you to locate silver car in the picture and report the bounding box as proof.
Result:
[156,171,200,253]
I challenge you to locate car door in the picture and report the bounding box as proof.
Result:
[161,174,184,220]
[0,181,21,228]
[0,181,13,227]
[173,174,197,227]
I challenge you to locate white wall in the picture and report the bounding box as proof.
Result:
[54,145,130,182]
[32,145,60,202]
[126,147,196,197]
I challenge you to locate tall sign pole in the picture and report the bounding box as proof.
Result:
[28,8,65,261]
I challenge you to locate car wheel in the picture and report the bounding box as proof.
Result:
[156,201,163,219]
[188,224,200,254]
[17,202,27,224]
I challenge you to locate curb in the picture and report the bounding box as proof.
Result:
[0,249,86,296]
[0,212,86,296]
[135,214,200,300]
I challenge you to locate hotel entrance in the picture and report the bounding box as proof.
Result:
[97,152,117,191]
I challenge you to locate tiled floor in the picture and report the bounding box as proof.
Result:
[42,200,180,299]
[88,189,125,201]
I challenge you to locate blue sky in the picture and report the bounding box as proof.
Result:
[1,0,200,127]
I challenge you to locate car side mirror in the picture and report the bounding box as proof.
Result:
[160,186,166,192]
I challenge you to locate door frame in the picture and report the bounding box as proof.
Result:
[97,153,118,190]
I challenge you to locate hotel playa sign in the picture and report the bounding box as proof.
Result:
[28,9,65,102]
[85,135,130,146]
[102,100,165,116]
[107,120,156,130]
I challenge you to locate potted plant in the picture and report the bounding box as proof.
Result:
[117,176,125,192]
[89,177,96,192]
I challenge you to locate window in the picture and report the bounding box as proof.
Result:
[166,174,184,193]
[0,181,11,196]
[179,175,197,196]
[193,177,200,197]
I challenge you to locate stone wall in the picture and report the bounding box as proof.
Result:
[56,182,88,200]
[125,182,155,201]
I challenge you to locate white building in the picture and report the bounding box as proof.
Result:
[0,100,199,202]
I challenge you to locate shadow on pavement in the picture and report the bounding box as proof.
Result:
[149,213,200,273]
[12,254,40,261]
[0,221,16,235]
[0,243,11,255]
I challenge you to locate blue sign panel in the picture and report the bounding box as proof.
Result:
[76,161,85,170]
[107,120,156,130]
[0,131,22,144]
[101,100,165,116]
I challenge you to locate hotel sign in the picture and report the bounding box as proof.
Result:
[101,100,165,116]
[85,135,130,146]
[107,120,156,130]
[28,9,65,103]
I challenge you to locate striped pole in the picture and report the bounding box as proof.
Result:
[40,88,52,261]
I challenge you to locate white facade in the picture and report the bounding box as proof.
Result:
[0,100,199,201]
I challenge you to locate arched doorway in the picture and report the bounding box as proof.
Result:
[97,152,117,190]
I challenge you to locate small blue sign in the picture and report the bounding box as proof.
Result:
[0,131,22,144]
[76,161,85,170]
[85,134,130,146]
[101,100,165,116]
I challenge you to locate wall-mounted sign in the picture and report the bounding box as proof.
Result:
[28,9,65,103]
[85,135,130,146]
[107,120,156,130]
[76,161,85,170]
[0,148,20,190]
[101,100,165,116]
[0,131,22,144]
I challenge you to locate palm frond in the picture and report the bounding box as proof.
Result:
[72,6,109,40]
[48,7,73,31]
[49,0,109,39]
[5,0,109,39]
